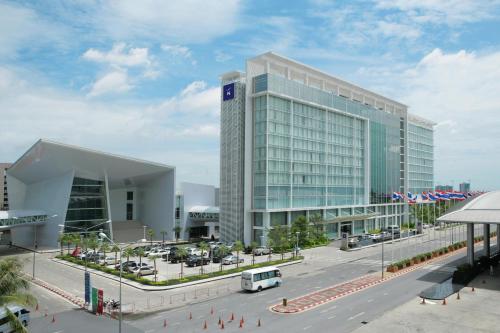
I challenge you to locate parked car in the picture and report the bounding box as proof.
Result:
[212,251,233,263]
[131,266,157,277]
[369,233,382,241]
[98,256,118,265]
[170,252,188,264]
[186,255,211,267]
[115,260,135,270]
[209,242,223,250]
[126,262,149,273]
[222,255,244,265]
[348,237,359,248]
[253,247,271,256]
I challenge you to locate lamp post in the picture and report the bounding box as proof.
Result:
[99,232,132,333]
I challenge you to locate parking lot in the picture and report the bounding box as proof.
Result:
[75,243,290,281]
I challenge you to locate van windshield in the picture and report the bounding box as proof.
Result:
[241,273,252,280]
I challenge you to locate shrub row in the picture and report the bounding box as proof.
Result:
[56,254,303,286]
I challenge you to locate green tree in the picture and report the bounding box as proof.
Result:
[87,235,99,263]
[176,247,188,278]
[70,233,81,253]
[57,233,65,255]
[173,226,182,243]
[309,213,324,240]
[111,244,120,266]
[100,243,110,265]
[233,241,244,268]
[147,229,155,246]
[217,245,230,272]
[249,241,258,265]
[149,254,159,282]
[198,242,209,275]
[291,216,309,247]
[135,247,145,269]
[0,258,37,332]
[160,230,168,245]
[267,226,290,260]
[123,247,135,263]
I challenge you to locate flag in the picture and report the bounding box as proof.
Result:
[391,192,403,201]
[428,192,438,201]
[407,191,417,204]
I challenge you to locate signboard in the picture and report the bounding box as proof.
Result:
[222,83,235,101]
[91,287,98,313]
[97,289,104,315]
[340,232,349,251]
[84,271,90,304]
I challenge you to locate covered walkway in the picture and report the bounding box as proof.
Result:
[438,191,500,265]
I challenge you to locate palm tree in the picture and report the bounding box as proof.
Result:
[123,247,135,263]
[149,254,159,282]
[135,247,145,269]
[87,236,99,263]
[233,241,244,268]
[198,242,209,275]
[173,226,182,243]
[0,258,37,333]
[217,245,230,272]
[249,241,258,265]
[100,243,110,265]
[147,229,155,246]
[160,230,168,245]
[111,244,120,267]
[176,247,188,278]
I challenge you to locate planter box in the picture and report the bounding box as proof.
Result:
[405,262,412,267]
[387,265,398,273]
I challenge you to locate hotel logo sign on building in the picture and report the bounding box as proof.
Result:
[223,83,235,101]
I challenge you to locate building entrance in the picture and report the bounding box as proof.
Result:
[340,222,352,236]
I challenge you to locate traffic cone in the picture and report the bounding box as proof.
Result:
[241,316,244,324]
[258,318,261,327]
[189,312,192,320]
[230,313,234,321]
[457,292,460,300]
[472,287,475,292]
[164,319,167,327]
[204,320,208,330]
[221,320,225,329]
[420,298,426,304]
[239,319,243,328]
[52,315,56,323]
[218,317,221,325]
[442,298,447,305]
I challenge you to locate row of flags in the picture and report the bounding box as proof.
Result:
[391,191,484,204]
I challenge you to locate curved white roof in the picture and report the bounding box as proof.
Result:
[189,206,219,214]
[437,192,500,224]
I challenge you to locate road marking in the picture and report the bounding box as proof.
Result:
[303,325,312,330]
[367,299,373,303]
[219,308,227,312]
[172,322,180,326]
[320,309,329,313]
[348,312,365,321]
[327,305,337,311]
[198,315,204,319]
[328,315,336,320]
[383,292,389,296]
[145,330,155,333]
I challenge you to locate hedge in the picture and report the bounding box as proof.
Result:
[56,254,303,286]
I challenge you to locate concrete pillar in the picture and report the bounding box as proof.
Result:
[484,223,490,258]
[467,223,474,266]
[262,212,270,246]
[497,224,500,254]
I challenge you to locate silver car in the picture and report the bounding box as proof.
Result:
[253,246,271,256]
[131,266,157,277]
[222,255,244,265]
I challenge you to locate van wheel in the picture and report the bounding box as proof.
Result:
[22,320,27,326]
[257,286,262,292]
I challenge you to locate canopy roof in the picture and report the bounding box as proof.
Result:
[189,206,219,214]
[437,191,500,224]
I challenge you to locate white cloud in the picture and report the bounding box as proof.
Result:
[83,43,152,67]
[214,50,233,62]
[87,70,132,97]
[98,0,243,43]
[357,48,500,189]
[376,21,421,40]
[0,67,222,185]
[161,44,196,65]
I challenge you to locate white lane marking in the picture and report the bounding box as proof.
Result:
[303,325,312,330]
[197,315,204,319]
[383,292,389,296]
[348,312,365,321]
[327,305,337,311]
[367,299,373,303]
[320,309,328,313]
[172,322,180,326]
[145,330,155,333]
[328,315,336,320]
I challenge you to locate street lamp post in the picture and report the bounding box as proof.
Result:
[295,232,299,258]
[99,232,132,333]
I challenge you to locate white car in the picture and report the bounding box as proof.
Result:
[131,266,157,277]
[369,234,382,241]
[222,255,244,265]
[98,256,118,265]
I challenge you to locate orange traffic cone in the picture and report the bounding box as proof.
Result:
[241,316,244,324]
[204,320,208,330]
[258,318,261,327]
[442,298,447,305]
[239,319,243,328]
[189,312,192,320]
[230,313,234,321]
[164,319,167,327]
[52,315,56,323]
[457,292,460,300]
[218,317,221,325]
[221,320,225,329]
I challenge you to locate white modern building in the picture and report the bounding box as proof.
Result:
[220,52,435,245]
[175,182,219,240]
[3,139,175,248]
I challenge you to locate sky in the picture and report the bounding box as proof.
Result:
[0,0,499,190]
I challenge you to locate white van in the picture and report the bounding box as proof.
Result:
[0,305,30,333]
[241,267,282,292]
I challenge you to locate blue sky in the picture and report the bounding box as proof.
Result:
[1,0,499,190]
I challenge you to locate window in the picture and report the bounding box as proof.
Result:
[253,273,262,282]
[127,191,133,201]
[175,207,180,219]
[126,203,133,220]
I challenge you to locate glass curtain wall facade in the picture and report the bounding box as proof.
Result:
[64,177,110,235]
[408,123,434,193]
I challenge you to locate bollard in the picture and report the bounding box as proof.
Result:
[420,298,426,304]
[52,315,56,323]
[257,318,261,327]
[164,319,167,327]
[442,298,447,305]
[457,292,460,300]
[283,298,288,307]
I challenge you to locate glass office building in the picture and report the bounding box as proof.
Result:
[220,53,434,245]
[408,115,434,194]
